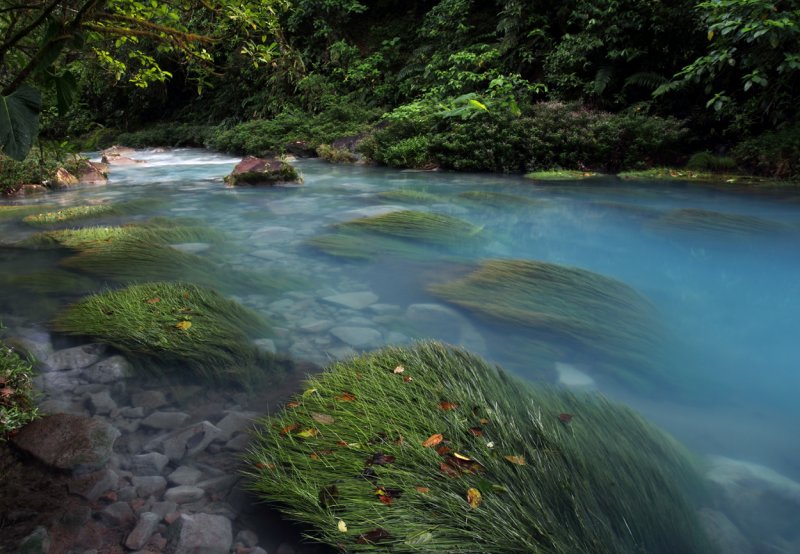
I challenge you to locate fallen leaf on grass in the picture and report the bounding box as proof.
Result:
[279,423,300,436]
[336,391,356,402]
[504,455,526,466]
[357,528,391,544]
[439,461,459,477]
[254,462,275,470]
[415,486,430,494]
[175,320,192,330]
[285,401,301,409]
[467,488,482,509]
[311,412,335,425]
[435,444,451,456]
[296,428,319,439]
[302,388,318,397]
[310,449,333,460]
[393,365,405,374]
[366,452,395,466]
[375,487,403,505]
[479,418,490,425]
[422,433,443,448]
[338,520,348,533]
[438,401,458,411]
[0,387,14,400]
[469,427,483,437]
[403,375,413,382]
[145,297,160,304]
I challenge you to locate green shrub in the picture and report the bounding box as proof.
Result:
[0,148,84,194]
[732,126,800,180]
[53,282,276,386]
[0,344,39,440]
[114,123,214,148]
[686,152,737,172]
[244,342,709,553]
[317,144,358,163]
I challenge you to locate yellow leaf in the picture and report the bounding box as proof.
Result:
[467,488,482,509]
[302,388,318,397]
[393,365,405,374]
[338,520,348,533]
[707,30,715,41]
[175,320,192,330]
[311,412,335,425]
[468,99,489,111]
[296,428,319,439]
[452,452,472,461]
[504,455,526,466]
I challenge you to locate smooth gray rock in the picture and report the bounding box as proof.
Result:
[119,406,145,419]
[214,411,257,441]
[166,513,232,554]
[330,326,382,348]
[98,501,135,526]
[12,414,119,473]
[35,369,82,395]
[150,421,222,462]
[224,434,250,451]
[141,411,190,430]
[131,452,170,476]
[87,390,117,415]
[235,530,258,548]
[299,319,334,333]
[405,302,486,354]
[131,390,168,410]
[169,242,211,254]
[37,397,86,415]
[322,291,378,310]
[150,500,177,520]
[68,468,119,501]
[196,474,238,496]
[164,485,205,504]
[125,512,161,550]
[6,327,53,362]
[84,355,131,384]
[41,343,105,371]
[132,475,167,498]
[167,465,203,486]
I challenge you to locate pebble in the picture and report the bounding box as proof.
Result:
[164,485,205,504]
[125,512,161,550]
[322,291,378,310]
[141,411,191,430]
[167,465,203,486]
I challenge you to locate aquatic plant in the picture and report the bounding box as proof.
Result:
[53,282,275,385]
[0,205,55,221]
[11,269,99,296]
[0,343,39,440]
[21,219,225,251]
[244,342,709,553]
[376,189,445,204]
[525,170,600,181]
[339,210,483,246]
[652,208,789,237]
[22,204,116,225]
[617,168,716,182]
[429,259,663,382]
[59,237,294,295]
[457,191,543,209]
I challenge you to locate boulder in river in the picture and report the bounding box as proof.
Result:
[224,156,302,186]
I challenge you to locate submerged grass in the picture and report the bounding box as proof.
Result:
[651,208,790,237]
[458,191,545,209]
[11,269,99,296]
[339,210,483,246]
[23,204,114,225]
[376,189,445,204]
[0,205,55,221]
[525,170,601,181]
[429,259,663,384]
[52,282,275,385]
[244,342,709,553]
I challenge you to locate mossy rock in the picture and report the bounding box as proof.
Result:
[244,342,709,553]
[339,210,483,246]
[52,282,276,386]
[651,208,790,237]
[525,170,602,181]
[225,157,302,186]
[0,343,39,439]
[429,259,663,384]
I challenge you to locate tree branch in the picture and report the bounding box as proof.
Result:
[0,0,63,67]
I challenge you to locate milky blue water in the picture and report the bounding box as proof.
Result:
[2,149,799,496]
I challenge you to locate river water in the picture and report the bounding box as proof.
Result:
[1,148,799,550]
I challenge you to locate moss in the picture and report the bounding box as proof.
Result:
[317,144,358,164]
[225,161,302,186]
[339,210,483,246]
[244,342,709,553]
[0,343,39,440]
[52,282,276,386]
[525,170,601,181]
[376,189,445,204]
[651,208,790,237]
[429,260,663,384]
[22,205,115,225]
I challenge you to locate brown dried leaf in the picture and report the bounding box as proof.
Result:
[279,423,300,436]
[403,375,413,382]
[469,427,483,437]
[438,401,458,411]
[558,413,574,423]
[286,401,301,409]
[366,452,395,466]
[357,528,391,544]
[415,486,430,494]
[479,418,490,425]
[439,461,459,477]
[435,444,451,456]
[504,455,527,466]
[311,412,335,425]
[336,391,356,402]
[422,433,443,448]
[145,297,160,304]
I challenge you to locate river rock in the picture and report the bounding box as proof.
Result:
[4,326,53,361]
[705,455,800,540]
[169,242,212,254]
[132,390,168,411]
[555,362,596,389]
[84,355,132,384]
[12,413,119,473]
[132,475,167,498]
[404,303,486,354]
[698,508,752,554]
[253,338,276,354]
[164,485,205,504]
[225,156,302,186]
[249,225,295,242]
[166,513,232,554]
[141,411,190,430]
[41,343,106,371]
[125,512,161,550]
[35,369,82,395]
[87,390,117,415]
[214,411,257,441]
[77,160,108,185]
[98,501,136,526]
[168,465,203,486]
[322,291,378,310]
[52,167,79,188]
[131,452,170,476]
[18,526,50,554]
[330,326,382,348]
[149,420,223,462]
[68,468,120,501]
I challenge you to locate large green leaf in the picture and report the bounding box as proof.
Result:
[0,85,42,161]
[54,71,78,116]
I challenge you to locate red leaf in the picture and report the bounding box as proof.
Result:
[439,461,459,477]
[438,401,458,411]
[435,444,451,456]
[468,427,483,437]
[336,391,356,402]
[366,452,395,466]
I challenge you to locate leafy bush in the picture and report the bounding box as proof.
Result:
[0,148,84,194]
[0,344,39,439]
[732,126,800,180]
[686,152,737,172]
[317,144,357,163]
[114,123,214,148]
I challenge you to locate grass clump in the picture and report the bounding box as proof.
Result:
[244,342,709,553]
[317,144,358,164]
[0,344,39,440]
[22,204,115,225]
[429,260,662,384]
[339,210,483,246]
[617,168,717,182]
[651,208,789,237]
[686,152,737,173]
[53,282,274,386]
[0,205,55,221]
[525,170,600,181]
